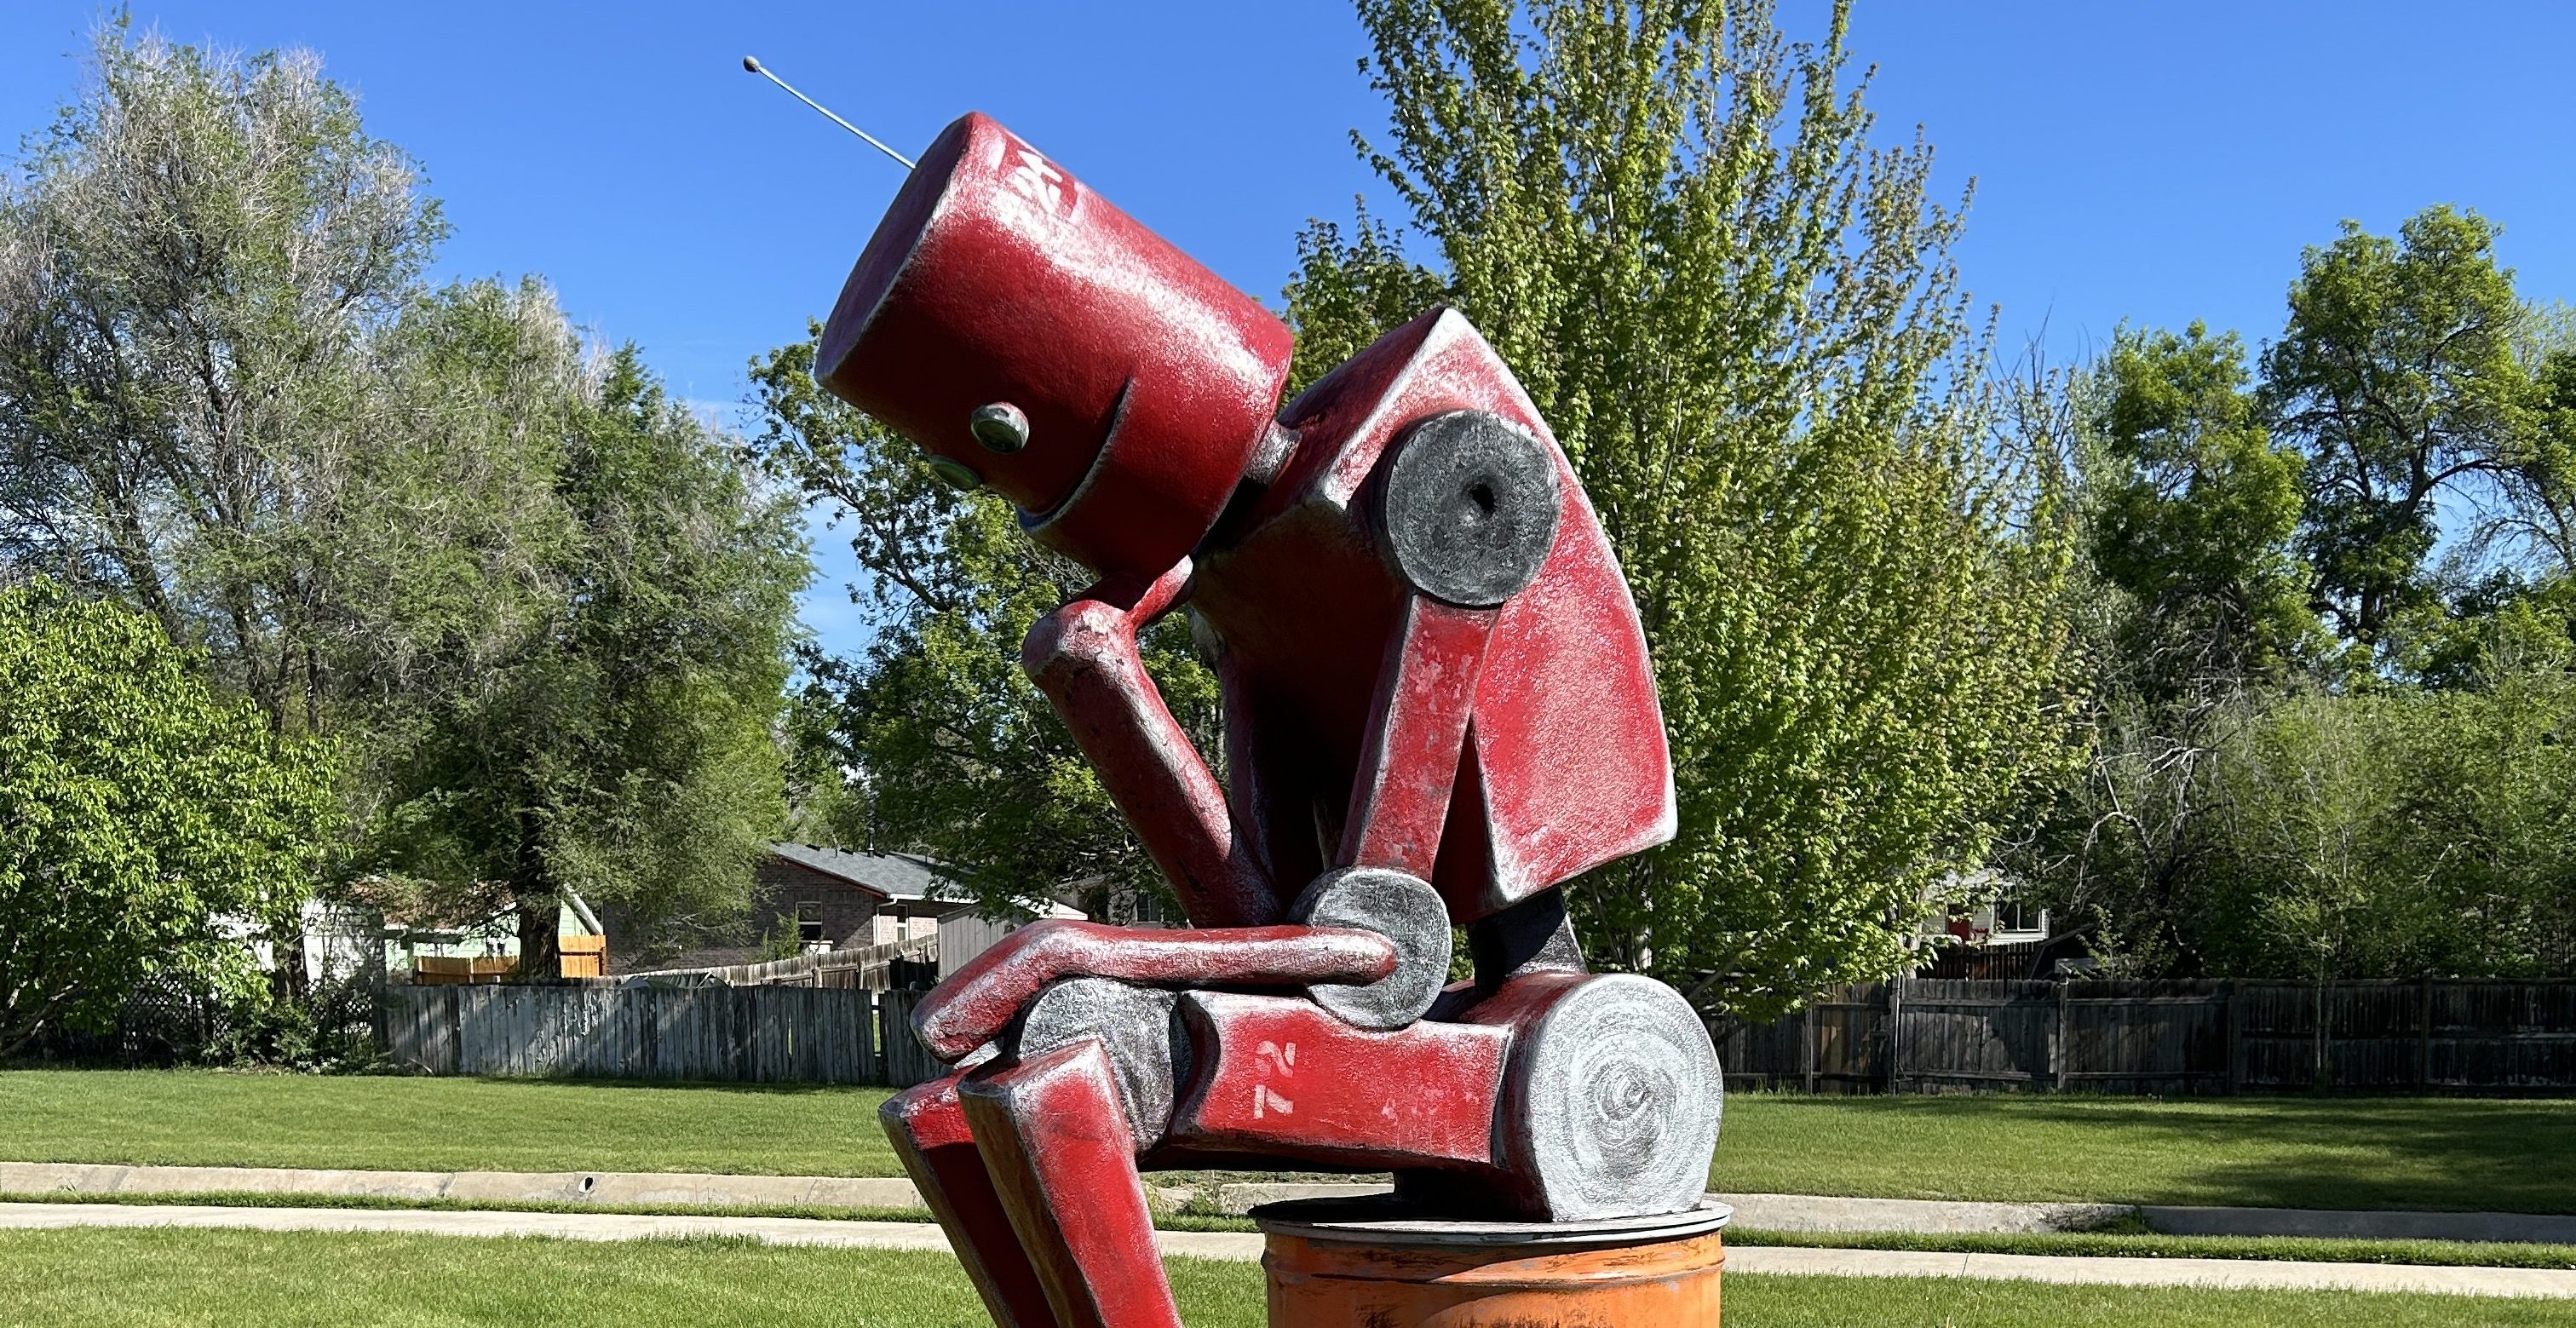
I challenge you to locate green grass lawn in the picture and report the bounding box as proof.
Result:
[9,1070,2575,1214]
[0,1228,2568,1327]
[1715,1092,2576,1213]
[0,1071,904,1176]
[1728,1227,2576,1271]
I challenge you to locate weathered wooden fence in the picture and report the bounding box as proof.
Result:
[1719,978,2576,1095]
[385,975,2576,1095]
[380,984,945,1087]
[613,936,940,992]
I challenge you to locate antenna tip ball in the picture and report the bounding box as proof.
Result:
[741,55,762,72]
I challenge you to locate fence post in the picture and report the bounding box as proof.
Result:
[445,983,465,1076]
[2320,980,2335,1090]
[2418,974,2435,1092]
[2224,981,2243,1095]
[1802,999,1818,1095]
[2054,979,2072,1093]
[861,990,882,1085]
[1886,980,1903,1095]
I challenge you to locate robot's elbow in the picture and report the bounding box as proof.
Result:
[1021,601,1137,687]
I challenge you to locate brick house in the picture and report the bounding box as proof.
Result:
[756,843,974,951]
[609,844,980,974]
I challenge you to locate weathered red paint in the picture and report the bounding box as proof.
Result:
[1022,561,1279,928]
[959,1041,1181,1328]
[1164,991,1509,1168]
[825,111,1692,1327]
[818,112,1292,581]
[1219,309,1675,923]
[1337,597,1498,881]
[881,1076,1061,1328]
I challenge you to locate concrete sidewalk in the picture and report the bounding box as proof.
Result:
[0,1161,923,1210]
[0,1200,1255,1261]
[3,1201,2571,1300]
[1218,1181,2576,1245]
[10,1162,2576,1245]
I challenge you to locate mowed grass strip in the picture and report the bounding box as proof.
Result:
[1,1227,2570,1327]
[0,1071,904,1176]
[1714,1092,2576,1214]
[9,1072,2576,1215]
[1724,1227,2576,1272]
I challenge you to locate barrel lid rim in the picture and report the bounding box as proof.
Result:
[1248,1195,1731,1247]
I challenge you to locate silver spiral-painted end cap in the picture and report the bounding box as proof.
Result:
[1504,973,1721,1221]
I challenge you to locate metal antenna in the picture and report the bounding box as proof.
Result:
[742,55,915,171]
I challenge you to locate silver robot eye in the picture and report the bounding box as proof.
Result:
[969,401,1030,454]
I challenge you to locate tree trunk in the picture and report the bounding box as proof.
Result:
[509,809,559,981]
[270,928,311,1004]
[515,899,561,982]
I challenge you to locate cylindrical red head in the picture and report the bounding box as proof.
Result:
[817,112,1295,581]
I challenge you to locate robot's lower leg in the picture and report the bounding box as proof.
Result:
[880,1074,1062,1328]
[957,1039,1182,1328]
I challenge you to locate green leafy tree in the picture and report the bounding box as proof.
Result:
[365,303,808,973]
[0,24,444,728]
[778,670,871,848]
[747,334,1216,917]
[2,31,804,972]
[2002,325,2316,970]
[2263,206,2537,651]
[2389,568,2576,689]
[0,580,336,1057]
[1285,0,2079,1014]
[2509,341,2576,566]
[2089,324,2315,701]
[2395,657,2576,975]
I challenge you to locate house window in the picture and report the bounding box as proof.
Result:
[1119,888,1179,928]
[796,901,825,945]
[1991,898,2050,942]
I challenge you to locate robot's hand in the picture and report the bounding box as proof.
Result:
[911,919,1396,1061]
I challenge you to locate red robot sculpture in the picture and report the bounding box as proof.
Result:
[821,112,1721,1328]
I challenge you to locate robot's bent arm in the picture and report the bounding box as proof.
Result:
[1021,559,1281,928]
[909,917,1399,1061]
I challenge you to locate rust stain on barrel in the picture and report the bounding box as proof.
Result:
[1264,1228,1723,1326]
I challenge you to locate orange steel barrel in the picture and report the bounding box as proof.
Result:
[1253,1198,1729,1327]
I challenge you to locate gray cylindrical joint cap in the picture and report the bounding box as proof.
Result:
[1377,410,1561,607]
[1013,977,1182,1147]
[1291,866,1452,1031]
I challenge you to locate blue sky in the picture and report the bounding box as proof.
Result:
[6,2,2573,658]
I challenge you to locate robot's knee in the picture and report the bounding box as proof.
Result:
[1006,976,1184,1150]
[881,1073,975,1150]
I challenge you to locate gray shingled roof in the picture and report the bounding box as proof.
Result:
[766,843,960,902]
